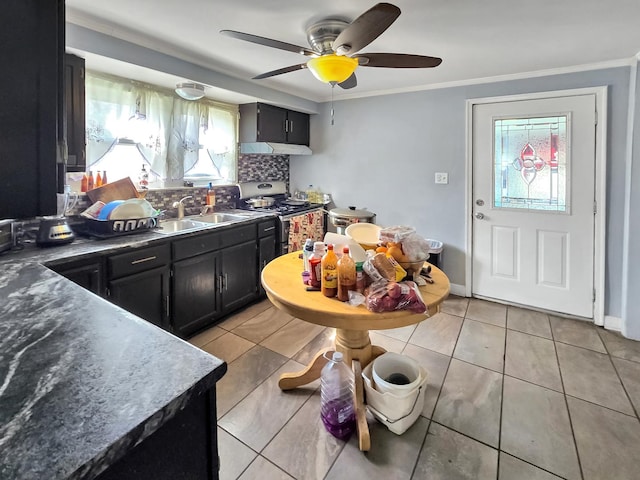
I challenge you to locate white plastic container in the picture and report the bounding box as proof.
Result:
[362,362,428,435]
[372,352,421,394]
[320,352,355,440]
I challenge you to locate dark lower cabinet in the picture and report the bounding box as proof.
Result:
[257,219,277,297]
[106,243,171,330]
[49,257,103,296]
[108,266,170,329]
[95,387,220,480]
[172,251,221,338]
[220,240,257,313]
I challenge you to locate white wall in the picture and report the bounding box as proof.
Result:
[290,67,633,324]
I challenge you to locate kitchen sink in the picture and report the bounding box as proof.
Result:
[157,218,209,234]
[196,213,247,224]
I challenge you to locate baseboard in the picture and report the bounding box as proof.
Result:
[604,315,622,332]
[449,283,466,297]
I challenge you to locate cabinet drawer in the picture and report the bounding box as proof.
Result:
[108,243,170,279]
[173,231,221,261]
[257,219,277,238]
[220,224,256,249]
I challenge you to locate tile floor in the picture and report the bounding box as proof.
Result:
[190,297,640,480]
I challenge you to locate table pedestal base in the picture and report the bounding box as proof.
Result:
[278,329,386,451]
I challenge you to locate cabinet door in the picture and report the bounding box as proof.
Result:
[286,110,310,146]
[53,261,103,296]
[172,251,221,337]
[64,53,86,172]
[220,241,257,313]
[108,266,170,330]
[258,235,276,297]
[257,103,287,143]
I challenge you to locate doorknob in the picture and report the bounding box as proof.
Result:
[476,199,485,206]
[475,212,485,220]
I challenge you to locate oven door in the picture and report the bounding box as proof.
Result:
[279,217,290,255]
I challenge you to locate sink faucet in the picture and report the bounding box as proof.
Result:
[200,204,215,215]
[172,196,193,220]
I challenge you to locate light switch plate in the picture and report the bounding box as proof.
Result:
[435,172,449,184]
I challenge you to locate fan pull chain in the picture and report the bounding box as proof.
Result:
[330,82,335,126]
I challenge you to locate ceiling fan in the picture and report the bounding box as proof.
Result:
[220,2,442,90]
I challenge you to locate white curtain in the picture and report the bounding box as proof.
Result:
[135,89,173,179]
[200,106,238,182]
[84,71,239,183]
[167,100,202,181]
[85,74,137,165]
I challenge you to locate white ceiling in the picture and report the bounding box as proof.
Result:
[66,0,640,105]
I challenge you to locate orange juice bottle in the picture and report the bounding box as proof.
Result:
[321,244,338,298]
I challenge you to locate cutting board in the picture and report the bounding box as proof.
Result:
[86,177,140,204]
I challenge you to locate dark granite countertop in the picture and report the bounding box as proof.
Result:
[0,210,274,479]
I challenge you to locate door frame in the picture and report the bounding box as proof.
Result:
[465,87,608,325]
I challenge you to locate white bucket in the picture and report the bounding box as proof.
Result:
[362,361,428,435]
[372,352,421,394]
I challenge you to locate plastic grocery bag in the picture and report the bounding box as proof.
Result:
[364,280,427,314]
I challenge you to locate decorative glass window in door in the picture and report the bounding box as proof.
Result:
[493,115,568,212]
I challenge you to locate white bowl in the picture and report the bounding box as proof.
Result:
[372,352,421,394]
[345,223,381,249]
[109,199,156,220]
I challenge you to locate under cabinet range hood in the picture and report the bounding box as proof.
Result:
[239,142,312,155]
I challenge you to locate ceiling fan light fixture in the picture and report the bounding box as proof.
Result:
[307,54,358,84]
[175,82,206,101]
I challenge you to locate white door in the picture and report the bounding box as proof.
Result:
[472,94,596,318]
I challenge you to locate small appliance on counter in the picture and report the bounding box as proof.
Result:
[0,219,18,253]
[36,216,75,247]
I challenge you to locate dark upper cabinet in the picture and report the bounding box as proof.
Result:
[0,0,64,219]
[64,53,86,172]
[240,103,310,146]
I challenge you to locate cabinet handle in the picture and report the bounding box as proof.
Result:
[284,119,289,133]
[289,120,294,133]
[218,275,223,294]
[131,255,157,265]
[263,226,275,232]
[224,273,229,291]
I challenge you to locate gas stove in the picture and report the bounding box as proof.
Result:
[237,181,326,255]
[236,182,323,218]
[238,194,323,217]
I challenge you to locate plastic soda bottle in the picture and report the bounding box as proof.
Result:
[320,351,355,440]
[321,244,338,297]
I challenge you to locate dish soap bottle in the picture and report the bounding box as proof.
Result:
[139,164,149,190]
[206,182,216,207]
[320,351,355,440]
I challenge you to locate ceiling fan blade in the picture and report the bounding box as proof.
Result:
[356,53,442,68]
[333,3,401,56]
[252,64,308,80]
[220,30,317,57]
[338,73,357,89]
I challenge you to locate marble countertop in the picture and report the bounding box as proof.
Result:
[0,210,274,479]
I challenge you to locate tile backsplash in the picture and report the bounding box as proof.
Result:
[66,153,289,218]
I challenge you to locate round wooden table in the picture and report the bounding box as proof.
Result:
[261,252,450,451]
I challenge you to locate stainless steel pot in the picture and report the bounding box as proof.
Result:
[245,196,275,208]
[329,207,376,235]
